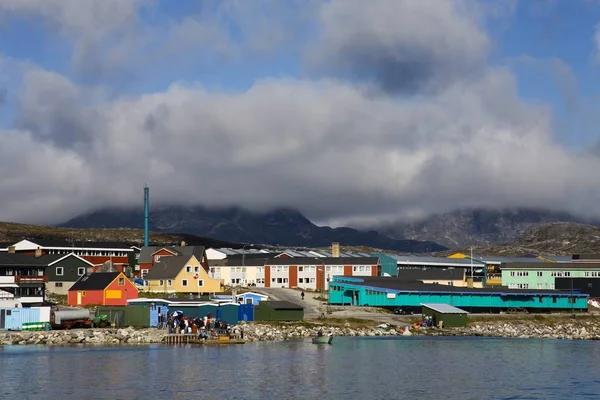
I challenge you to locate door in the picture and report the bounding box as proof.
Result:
[0,310,5,329]
[77,291,82,305]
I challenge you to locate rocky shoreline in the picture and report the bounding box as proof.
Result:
[3,319,600,345]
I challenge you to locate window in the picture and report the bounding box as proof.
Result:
[78,267,86,276]
[299,266,304,272]
[283,278,288,283]
[167,280,172,287]
[144,281,148,287]
[353,266,358,272]
[159,280,164,286]
[537,271,542,277]
[186,266,191,273]
[155,255,161,262]
[55,282,63,288]
[537,284,543,289]
[56,267,64,276]
[194,266,200,272]
[118,278,125,286]
[142,269,149,278]
[198,280,204,287]
[564,272,571,277]
[182,279,188,287]
[81,291,86,296]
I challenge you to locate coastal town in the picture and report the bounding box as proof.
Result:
[2,233,600,345]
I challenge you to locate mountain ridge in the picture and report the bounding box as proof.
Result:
[60,206,447,253]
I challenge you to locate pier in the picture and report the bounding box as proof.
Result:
[162,334,246,345]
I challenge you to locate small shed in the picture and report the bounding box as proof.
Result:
[421,303,468,328]
[235,292,268,306]
[254,301,304,322]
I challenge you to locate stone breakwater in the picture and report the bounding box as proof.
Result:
[426,319,600,340]
[4,319,600,345]
[0,328,166,345]
[0,324,402,346]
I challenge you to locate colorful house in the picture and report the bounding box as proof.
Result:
[136,245,208,278]
[143,254,222,294]
[68,272,138,306]
[44,253,95,296]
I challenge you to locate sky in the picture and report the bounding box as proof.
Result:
[2,0,600,227]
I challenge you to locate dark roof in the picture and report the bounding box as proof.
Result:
[226,256,268,267]
[138,245,205,264]
[502,262,600,270]
[70,272,120,291]
[265,257,379,266]
[0,253,60,267]
[144,256,190,280]
[332,277,586,296]
[0,242,13,249]
[261,300,304,310]
[20,239,132,249]
[397,269,464,281]
[572,254,600,260]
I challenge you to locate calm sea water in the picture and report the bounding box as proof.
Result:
[2,336,600,400]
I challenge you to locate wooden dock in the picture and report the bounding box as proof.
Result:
[162,334,246,345]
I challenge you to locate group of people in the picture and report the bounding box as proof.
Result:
[167,312,230,339]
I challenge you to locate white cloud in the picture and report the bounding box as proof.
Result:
[0,1,600,226]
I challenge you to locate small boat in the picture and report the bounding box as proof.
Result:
[312,334,333,345]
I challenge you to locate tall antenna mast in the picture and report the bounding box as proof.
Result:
[144,183,149,247]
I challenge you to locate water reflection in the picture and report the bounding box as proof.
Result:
[2,338,600,399]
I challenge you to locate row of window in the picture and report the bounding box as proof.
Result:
[47,250,129,257]
[185,266,201,273]
[365,289,387,295]
[508,271,589,278]
[146,279,205,287]
[508,283,556,289]
[56,267,86,276]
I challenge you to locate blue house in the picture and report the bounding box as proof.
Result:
[235,292,268,306]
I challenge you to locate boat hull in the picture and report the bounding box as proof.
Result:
[312,336,333,344]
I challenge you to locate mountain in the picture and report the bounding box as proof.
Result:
[0,221,241,248]
[61,206,446,253]
[436,222,600,256]
[376,208,596,249]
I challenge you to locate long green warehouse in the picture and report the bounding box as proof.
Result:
[328,277,588,313]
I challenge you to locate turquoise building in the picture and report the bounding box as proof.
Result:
[371,253,398,276]
[328,276,588,312]
[501,262,600,290]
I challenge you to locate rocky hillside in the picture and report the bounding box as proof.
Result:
[377,208,593,249]
[0,221,240,248]
[437,222,600,256]
[61,206,446,253]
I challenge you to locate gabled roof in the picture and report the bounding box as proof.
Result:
[70,272,121,291]
[138,245,205,264]
[144,255,192,280]
[38,253,95,267]
[265,257,380,266]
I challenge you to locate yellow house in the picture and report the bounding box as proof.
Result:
[144,254,222,294]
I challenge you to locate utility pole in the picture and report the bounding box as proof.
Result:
[470,247,474,288]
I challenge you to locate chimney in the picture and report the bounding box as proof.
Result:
[332,242,340,258]
[8,246,15,253]
[35,247,42,258]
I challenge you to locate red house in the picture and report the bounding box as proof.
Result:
[68,272,138,306]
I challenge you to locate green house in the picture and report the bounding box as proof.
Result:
[254,301,304,321]
[43,254,95,296]
[501,262,600,290]
[421,303,468,327]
